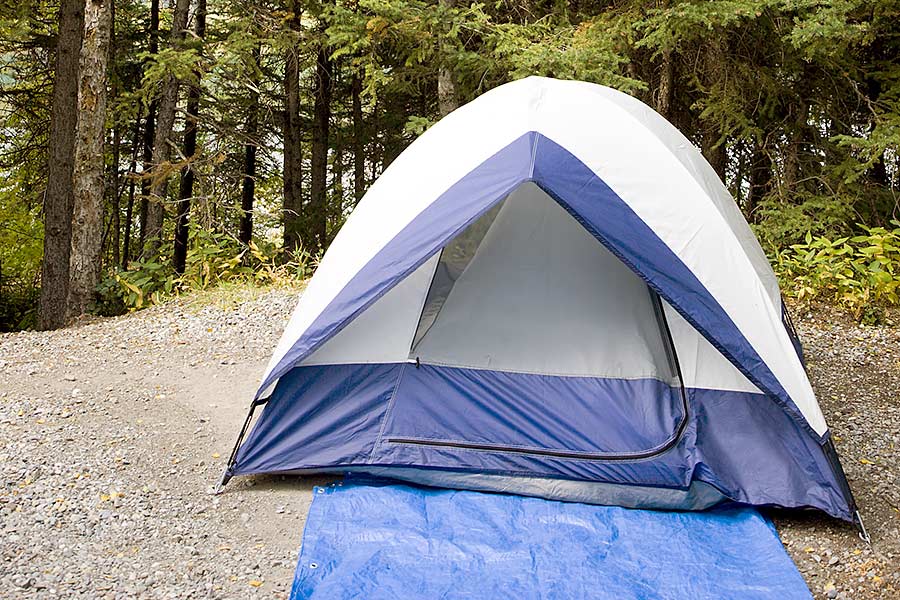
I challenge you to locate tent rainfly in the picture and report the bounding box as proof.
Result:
[219,76,862,530]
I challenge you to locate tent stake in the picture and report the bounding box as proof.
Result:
[214,398,262,494]
[855,510,871,545]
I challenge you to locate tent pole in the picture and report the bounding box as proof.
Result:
[214,398,263,494]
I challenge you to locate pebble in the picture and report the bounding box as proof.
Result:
[0,287,306,598]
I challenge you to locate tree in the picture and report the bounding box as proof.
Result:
[138,0,160,249]
[143,0,190,256]
[239,43,261,246]
[39,0,84,329]
[436,0,458,117]
[309,38,332,252]
[351,72,365,204]
[174,0,207,275]
[68,0,113,317]
[282,3,304,254]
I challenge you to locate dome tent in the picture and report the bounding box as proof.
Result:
[219,76,859,525]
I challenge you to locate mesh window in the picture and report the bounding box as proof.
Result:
[410,200,505,351]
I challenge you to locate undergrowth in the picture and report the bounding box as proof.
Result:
[774,221,900,324]
[95,227,314,315]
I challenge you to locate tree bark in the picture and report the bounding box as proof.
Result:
[282,6,304,254]
[122,117,140,267]
[702,128,727,181]
[173,0,206,275]
[111,124,121,268]
[143,0,190,257]
[240,44,260,246]
[138,0,159,249]
[39,0,84,329]
[68,0,112,318]
[782,100,809,194]
[110,0,119,268]
[655,49,674,120]
[746,142,772,222]
[352,73,365,204]
[437,0,458,117]
[331,128,343,240]
[310,42,332,251]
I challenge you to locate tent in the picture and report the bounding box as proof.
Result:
[219,76,859,525]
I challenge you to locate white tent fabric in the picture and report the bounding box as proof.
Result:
[303,180,760,395]
[261,76,825,435]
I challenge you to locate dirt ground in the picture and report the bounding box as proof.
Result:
[0,286,897,598]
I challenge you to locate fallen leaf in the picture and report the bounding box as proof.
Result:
[212,452,221,459]
[248,580,263,587]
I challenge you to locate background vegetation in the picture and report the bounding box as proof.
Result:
[1,0,898,331]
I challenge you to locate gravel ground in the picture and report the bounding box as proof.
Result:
[0,287,898,598]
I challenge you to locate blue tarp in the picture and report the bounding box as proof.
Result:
[290,480,812,600]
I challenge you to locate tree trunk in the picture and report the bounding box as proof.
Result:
[702,128,727,181]
[173,0,206,275]
[109,0,119,268]
[352,73,365,204]
[240,44,260,246]
[655,49,674,120]
[782,100,809,195]
[68,0,112,318]
[310,42,332,252]
[143,0,190,257]
[437,0,458,117]
[39,0,84,329]
[331,129,343,240]
[138,0,159,249]
[111,125,121,268]
[746,143,772,222]
[282,6,304,254]
[122,117,140,267]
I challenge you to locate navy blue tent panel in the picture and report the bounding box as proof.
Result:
[289,481,812,600]
[234,364,851,520]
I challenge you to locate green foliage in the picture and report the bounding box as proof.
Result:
[2,0,899,329]
[487,15,643,93]
[96,227,313,314]
[0,158,44,331]
[775,222,900,322]
[752,191,858,251]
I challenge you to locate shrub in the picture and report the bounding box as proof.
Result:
[775,221,900,323]
[96,228,313,314]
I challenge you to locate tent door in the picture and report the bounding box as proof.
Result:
[374,181,689,461]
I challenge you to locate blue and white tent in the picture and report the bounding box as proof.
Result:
[221,77,856,522]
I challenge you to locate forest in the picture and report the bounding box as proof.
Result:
[0,0,898,331]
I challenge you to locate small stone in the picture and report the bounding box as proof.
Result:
[826,588,838,599]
